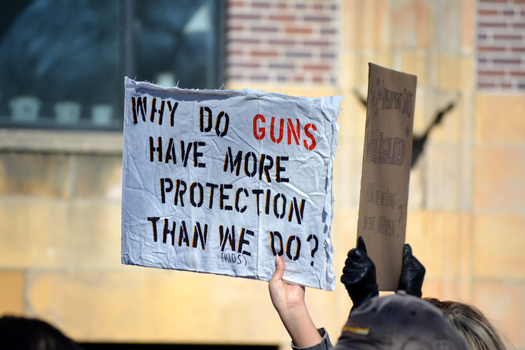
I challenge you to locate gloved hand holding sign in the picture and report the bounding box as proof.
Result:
[340,236,379,311]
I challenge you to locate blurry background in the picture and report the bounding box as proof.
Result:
[0,0,524,349]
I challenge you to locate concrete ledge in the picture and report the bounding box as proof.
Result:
[0,129,123,155]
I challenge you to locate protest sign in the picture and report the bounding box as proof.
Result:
[121,78,342,291]
[357,64,417,291]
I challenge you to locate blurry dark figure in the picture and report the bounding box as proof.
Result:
[0,315,82,350]
[353,88,458,168]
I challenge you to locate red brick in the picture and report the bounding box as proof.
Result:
[227,49,243,56]
[227,25,244,32]
[493,58,521,64]
[228,38,261,44]
[510,71,525,76]
[494,34,522,40]
[478,9,498,15]
[269,39,295,46]
[479,22,507,28]
[250,74,269,81]
[228,61,260,68]
[230,13,261,20]
[269,15,295,22]
[303,15,331,22]
[478,70,505,76]
[250,26,278,33]
[303,64,332,71]
[321,53,336,59]
[478,46,506,52]
[252,2,270,8]
[303,40,332,47]
[226,74,244,81]
[321,28,337,35]
[269,63,295,69]
[228,1,244,8]
[285,26,313,35]
[478,82,497,89]
[250,50,279,57]
[285,51,312,58]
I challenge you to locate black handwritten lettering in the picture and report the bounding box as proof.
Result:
[365,131,406,166]
[221,252,247,266]
[365,183,398,209]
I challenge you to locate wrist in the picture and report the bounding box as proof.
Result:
[279,303,321,348]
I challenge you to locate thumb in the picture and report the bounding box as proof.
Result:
[271,255,285,283]
[403,244,412,259]
[357,236,367,254]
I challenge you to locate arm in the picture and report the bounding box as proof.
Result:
[268,255,322,348]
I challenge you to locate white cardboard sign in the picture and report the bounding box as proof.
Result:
[121,78,342,290]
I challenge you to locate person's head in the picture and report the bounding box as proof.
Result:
[424,298,506,350]
[336,291,468,349]
[0,315,81,350]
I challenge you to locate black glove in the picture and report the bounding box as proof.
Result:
[397,244,425,298]
[340,236,379,311]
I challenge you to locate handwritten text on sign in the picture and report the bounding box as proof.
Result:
[121,78,342,290]
[357,64,417,291]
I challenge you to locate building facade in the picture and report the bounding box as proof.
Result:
[0,0,524,348]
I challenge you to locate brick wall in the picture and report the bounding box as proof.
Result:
[477,0,525,91]
[226,0,340,85]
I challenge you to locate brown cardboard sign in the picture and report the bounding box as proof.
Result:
[357,63,417,291]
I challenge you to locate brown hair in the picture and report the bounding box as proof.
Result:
[424,298,506,350]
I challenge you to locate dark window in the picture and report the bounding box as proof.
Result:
[0,0,224,131]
